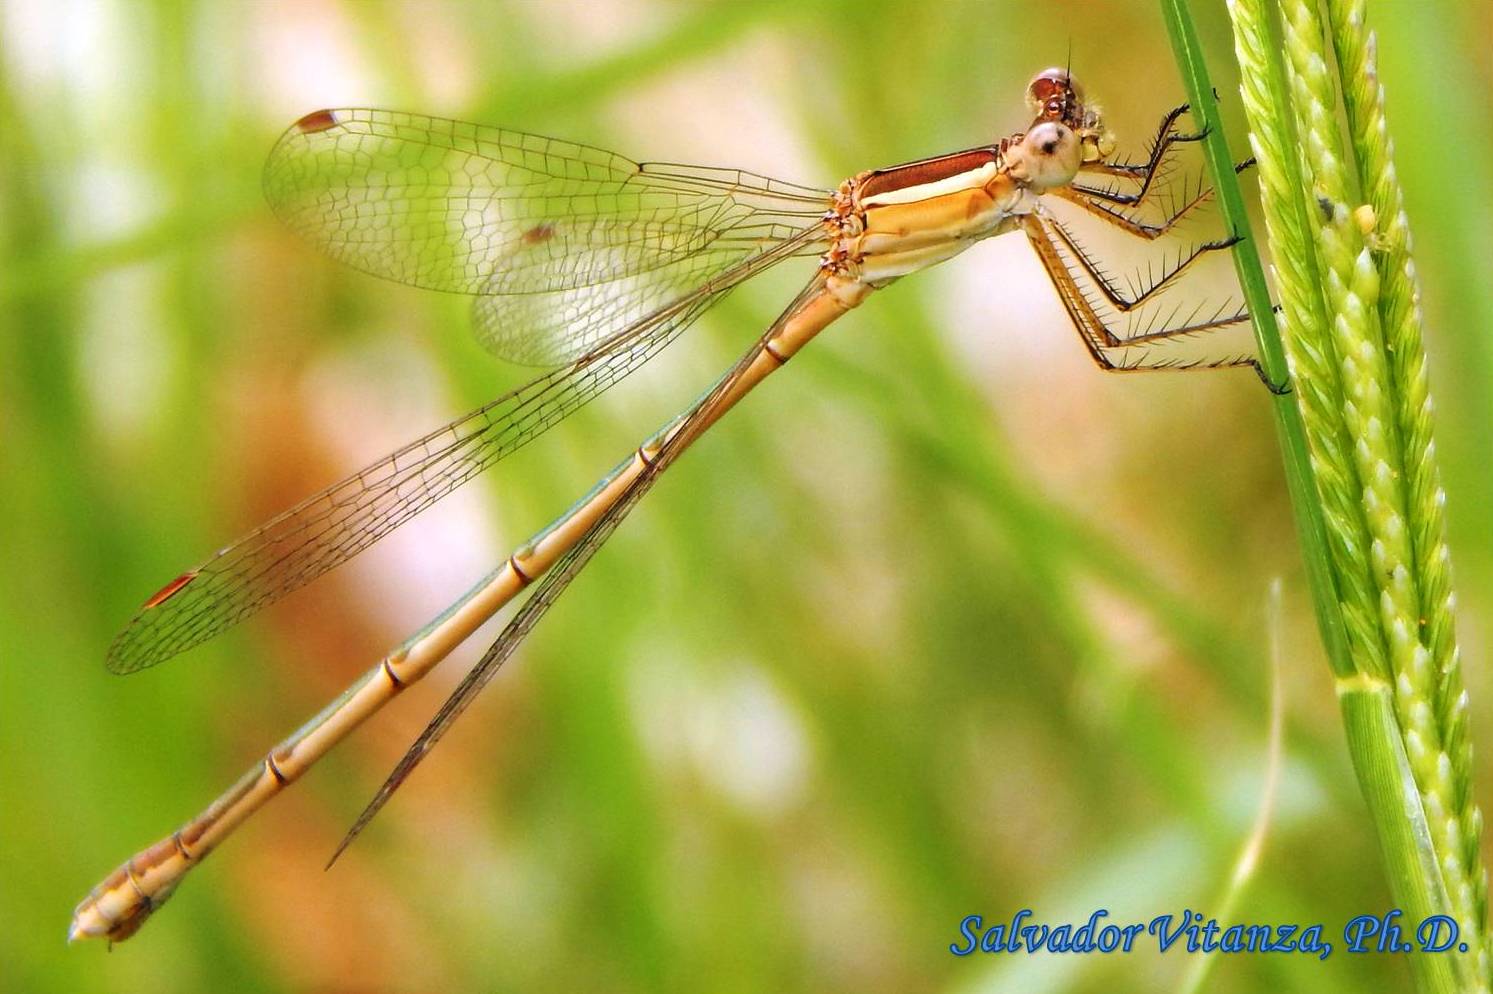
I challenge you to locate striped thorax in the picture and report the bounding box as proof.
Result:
[822,66,1112,288]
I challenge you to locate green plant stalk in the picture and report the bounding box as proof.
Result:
[1224,0,1390,683]
[1162,2,1485,991]
[1157,0,1352,682]
[1279,0,1487,984]
[1324,0,1488,961]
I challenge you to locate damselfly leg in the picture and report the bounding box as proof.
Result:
[1074,102,1205,195]
[1025,108,1279,389]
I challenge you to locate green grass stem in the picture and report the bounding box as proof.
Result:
[1162,1,1488,990]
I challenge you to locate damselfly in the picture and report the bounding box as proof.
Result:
[71,68,1272,944]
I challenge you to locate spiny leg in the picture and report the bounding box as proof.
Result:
[1041,212,1239,313]
[1076,103,1201,205]
[1020,214,1281,390]
[1063,156,1258,241]
[1056,175,1214,241]
[1068,105,1252,213]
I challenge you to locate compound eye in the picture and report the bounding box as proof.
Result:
[1026,67,1083,113]
[1030,122,1069,155]
[1021,121,1081,188]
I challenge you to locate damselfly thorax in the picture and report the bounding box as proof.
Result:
[72,67,1269,945]
[828,77,1101,287]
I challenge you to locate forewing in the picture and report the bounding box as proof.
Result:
[472,231,810,366]
[263,108,829,297]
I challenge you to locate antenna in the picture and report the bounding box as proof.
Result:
[1065,39,1075,114]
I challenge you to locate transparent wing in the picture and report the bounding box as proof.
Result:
[470,223,812,366]
[106,227,822,674]
[262,108,830,297]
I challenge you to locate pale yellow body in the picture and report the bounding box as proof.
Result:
[853,170,1030,285]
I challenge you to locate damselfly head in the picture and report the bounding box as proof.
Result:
[1026,67,1114,167]
[1026,68,1084,126]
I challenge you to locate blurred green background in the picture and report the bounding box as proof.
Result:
[2,1,1491,991]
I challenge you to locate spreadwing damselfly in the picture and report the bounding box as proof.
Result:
[71,67,1272,943]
